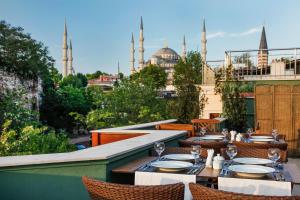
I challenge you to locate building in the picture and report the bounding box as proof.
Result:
[130,17,207,91]
[62,20,75,77]
[87,75,119,90]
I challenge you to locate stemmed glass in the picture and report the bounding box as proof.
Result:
[272,129,279,141]
[247,128,254,137]
[268,148,281,171]
[222,128,228,141]
[191,145,201,166]
[200,127,207,136]
[154,142,165,161]
[226,144,237,165]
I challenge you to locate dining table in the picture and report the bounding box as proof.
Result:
[111,156,300,185]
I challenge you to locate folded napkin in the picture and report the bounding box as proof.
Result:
[205,149,214,168]
[135,171,196,200]
[218,177,291,196]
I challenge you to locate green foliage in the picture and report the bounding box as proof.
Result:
[76,73,88,87]
[130,64,167,89]
[59,74,84,88]
[0,88,38,131]
[84,79,169,128]
[0,120,75,156]
[48,66,62,86]
[86,70,108,80]
[215,65,247,131]
[171,51,206,123]
[0,20,54,80]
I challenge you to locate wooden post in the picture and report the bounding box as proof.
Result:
[92,132,100,147]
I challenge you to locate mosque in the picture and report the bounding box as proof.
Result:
[130,17,209,91]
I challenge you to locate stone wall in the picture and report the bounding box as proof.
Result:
[0,70,42,110]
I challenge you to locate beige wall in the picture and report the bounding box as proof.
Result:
[200,85,223,119]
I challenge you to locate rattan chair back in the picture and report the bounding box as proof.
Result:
[233,141,288,150]
[178,140,227,154]
[189,183,300,200]
[82,176,185,200]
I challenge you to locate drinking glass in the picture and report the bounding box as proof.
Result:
[200,127,207,136]
[268,148,281,170]
[154,142,165,160]
[226,144,237,165]
[247,128,254,137]
[191,145,201,166]
[272,129,279,141]
[222,128,228,141]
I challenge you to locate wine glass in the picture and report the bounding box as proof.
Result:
[272,129,279,141]
[154,142,165,160]
[247,128,254,137]
[268,148,281,171]
[191,145,201,166]
[200,127,207,136]
[226,145,237,165]
[222,128,228,141]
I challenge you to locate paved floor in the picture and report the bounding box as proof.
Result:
[289,158,300,195]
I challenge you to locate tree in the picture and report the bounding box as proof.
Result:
[234,53,253,68]
[215,64,247,131]
[76,73,88,87]
[130,64,167,89]
[86,70,108,80]
[59,74,83,88]
[0,21,54,80]
[171,51,206,123]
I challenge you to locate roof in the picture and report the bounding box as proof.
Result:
[259,26,268,50]
[153,47,179,57]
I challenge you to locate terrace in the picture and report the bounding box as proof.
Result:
[1,118,300,200]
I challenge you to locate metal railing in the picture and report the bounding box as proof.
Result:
[220,48,300,81]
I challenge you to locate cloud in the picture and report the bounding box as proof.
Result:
[207,31,226,39]
[229,26,261,37]
[205,26,261,40]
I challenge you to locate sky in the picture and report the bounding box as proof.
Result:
[1,0,300,75]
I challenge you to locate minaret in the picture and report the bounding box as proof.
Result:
[182,35,187,61]
[257,26,268,68]
[68,39,73,75]
[201,18,207,84]
[201,18,207,65]
[62,20,68,77]
[130,32,136,74]
[138,16,144,71]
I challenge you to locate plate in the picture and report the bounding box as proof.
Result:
[150,161,193,172]
[200,135,224,140]
[228,164,275,178]
[249,138,274,143]
[163,154,194,161]
[233,157,273,165]
[251,136,273,139]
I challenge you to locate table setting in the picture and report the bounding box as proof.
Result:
[217,145,292,196]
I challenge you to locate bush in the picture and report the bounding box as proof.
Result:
[0,120,75,156]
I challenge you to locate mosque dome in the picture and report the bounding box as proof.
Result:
[152,47,179,60]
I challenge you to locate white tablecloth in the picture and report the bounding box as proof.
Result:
[135,171,196,200]
[218,177,292,196]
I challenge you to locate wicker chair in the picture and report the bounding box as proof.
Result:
[191,119,220,132]
[233,141,288,151]
[189,183,300,200]
[151,147,209,158]
[178,140,227,154]
[82,176,185,200]
[220,148,288,162]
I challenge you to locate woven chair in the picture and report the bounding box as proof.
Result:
[189,183,300,200]
[191,119,220,132]
[220,148,288,162]
[233,141,288,151]
[82,176,185,200]
[151,147,209,158]
[178,140,227,154]
[156,123,195,137]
